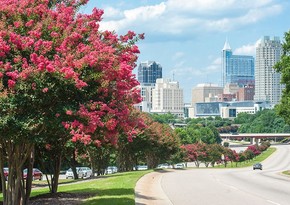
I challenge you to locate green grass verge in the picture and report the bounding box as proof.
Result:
[282,170,290,176]
[1,170,151,205]
[216,147,276,168]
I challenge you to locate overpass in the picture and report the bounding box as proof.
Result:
[220,133,290,144]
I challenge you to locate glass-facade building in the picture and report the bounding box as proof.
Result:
[138,61,162,84]
[222,40,255,87]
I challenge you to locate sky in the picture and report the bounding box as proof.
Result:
[80,0,290,103]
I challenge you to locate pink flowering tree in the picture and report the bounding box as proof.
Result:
[0,0,143,204]
[181,143,207,167]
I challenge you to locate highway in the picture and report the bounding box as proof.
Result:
[160,145,290,205]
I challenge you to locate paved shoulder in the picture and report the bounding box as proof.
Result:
[135,170,173,205]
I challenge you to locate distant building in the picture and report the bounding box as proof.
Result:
[223,83,239,95]
[237,84,255,101]
[217,93,236,102]
[191,83,223,105]
[192,101,271,118]
[135,84,155,112]
[254,36,283,106]
[136,61,162,112]
[151,78,184,118]
[138,61,162,84]
[220,101,271,119]
[222,40,255,87]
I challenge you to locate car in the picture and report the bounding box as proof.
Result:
[65,167,92,179]
[157,163,172,169]
[135,165,148,170]
[106,166,118,175]
[253,163,262,170]
[3,167,9,181]
[174,163,184,169]
[23,168,43,180]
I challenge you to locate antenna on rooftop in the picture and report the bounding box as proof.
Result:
[172,71,175,81]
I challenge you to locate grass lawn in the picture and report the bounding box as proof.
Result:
[1,170,151,205]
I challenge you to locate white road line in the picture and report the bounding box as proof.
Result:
[226,185,239,190]
[267,200,281,205]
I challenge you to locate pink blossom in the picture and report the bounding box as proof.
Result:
[13,21,21,28]
[31,82,36,90]
[8,80,16,88]
[50,32,59,38]
[66,110,73,115]
[138,33,145,40]
[42,87,48,93]
[46,64,55,72]
[62,122,70,129]
[25,20,34,27]
[75,79,87,89]
[55,113,60,117]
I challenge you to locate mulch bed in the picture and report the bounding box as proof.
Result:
[30,192,94,205]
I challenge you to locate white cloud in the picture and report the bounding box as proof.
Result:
[205,58,221,72]
[172,52,185,60]
[166,0,273,12]
[98,0,283,39]
[234,38,262,55]
[100,3,166,32]
[102,7,123,20]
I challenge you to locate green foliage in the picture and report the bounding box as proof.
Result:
[175,120,222,145]
[150,113,178,124]
[274,30,290,125]
[236,109,289,133]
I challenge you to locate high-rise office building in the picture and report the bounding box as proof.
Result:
[138,61,162,84]
[254,36,283,106]
[136,61,162,112]
[222,40,255,87]
[151,78,184,118]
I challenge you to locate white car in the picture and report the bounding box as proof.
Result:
[175,163,184,169]
[136,165,148,170]
[157,163,172,169]
[106,166,118,174]
[65,167,93,179]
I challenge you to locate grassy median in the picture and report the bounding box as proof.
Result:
[1,170,151,205]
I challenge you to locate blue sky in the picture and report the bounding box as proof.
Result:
[80,0,290,103]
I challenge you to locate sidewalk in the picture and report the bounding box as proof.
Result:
[135,170,173,205]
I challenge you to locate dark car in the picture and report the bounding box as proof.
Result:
[253,163,262,170]
[23,168,43,180]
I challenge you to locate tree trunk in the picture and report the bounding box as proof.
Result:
[1,141,34,205]
[24,147,35,205]
[51,154,61,193]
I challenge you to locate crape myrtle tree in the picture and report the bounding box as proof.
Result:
[0,0,143,204]
[117,111,181,170]
[275,30,290,125]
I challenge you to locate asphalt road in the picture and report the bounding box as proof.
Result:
[160,145,290,205]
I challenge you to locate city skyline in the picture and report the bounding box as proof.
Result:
[80,0,290,102]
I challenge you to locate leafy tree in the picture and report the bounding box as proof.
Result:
[275,30,290,125]
[0,0,143,204]
[238,109,288,133]
[150,113,177,124]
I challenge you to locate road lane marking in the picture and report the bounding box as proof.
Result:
[267,200,281,205]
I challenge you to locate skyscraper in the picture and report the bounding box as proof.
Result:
[222,40,255,87]
[254,36,283,106]
[137,61,162,85]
